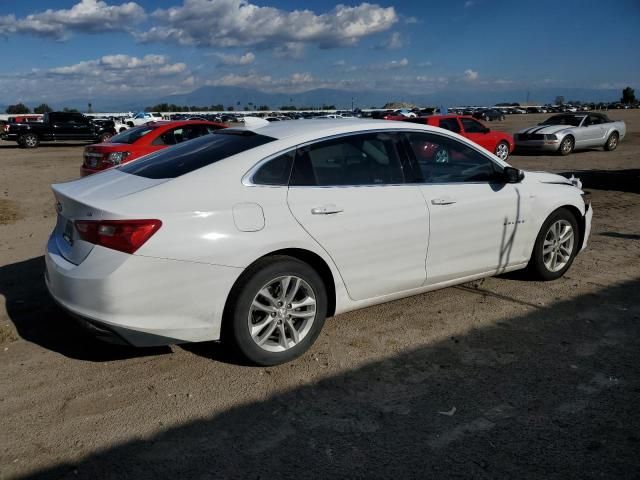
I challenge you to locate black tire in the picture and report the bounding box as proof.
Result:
[18,133,39,149]
[119,127,127,133]
[558,136,574,156]
[224,255,328,366]
[494,141,510,160]
[526,208,579,281]
[604,131,619,151]
[98,132,112,143]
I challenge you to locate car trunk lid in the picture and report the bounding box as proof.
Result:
[51,169,168,264]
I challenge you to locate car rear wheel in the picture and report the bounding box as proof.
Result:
[526,208,579,280]
[494,141,510,160]
[558,136,574,156]
[225,255,328,366]
[604,132,619,151]
[19,133,39,148]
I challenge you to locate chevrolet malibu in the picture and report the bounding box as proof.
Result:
[46,119,592,365]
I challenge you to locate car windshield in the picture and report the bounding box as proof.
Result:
[109,126,156,144]
[118,130,276,179]
[541,114,584,127]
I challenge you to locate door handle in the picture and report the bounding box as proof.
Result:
[311,205,344,215]
[431,197,457,205]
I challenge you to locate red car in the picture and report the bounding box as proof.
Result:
[392,115,514,160]
[81,120,227,176]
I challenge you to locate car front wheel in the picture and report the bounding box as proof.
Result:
[225,255,328,365]
[558,136,574,156]
[526,208,579,280]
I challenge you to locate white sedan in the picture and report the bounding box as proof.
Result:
[45,119,592,365]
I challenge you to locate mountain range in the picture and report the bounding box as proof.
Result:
[2,86,625,113]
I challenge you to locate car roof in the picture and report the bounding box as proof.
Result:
[235,118,436,142]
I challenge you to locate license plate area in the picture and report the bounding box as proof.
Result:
[62,220,74,246]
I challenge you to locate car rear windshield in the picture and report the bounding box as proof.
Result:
[118,130,276,179]
[109,126,157,144]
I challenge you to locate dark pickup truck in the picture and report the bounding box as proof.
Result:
[2,112,115,148]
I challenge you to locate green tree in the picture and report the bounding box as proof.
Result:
[621,86,636,104]
[211,104,224,111]
[554,96,565,106]
[62,107,79,113]
[6,103,30,114]
[257,105,270,111]
[227,106,234,111]
[280,105,297,110]
[33,103,53,114]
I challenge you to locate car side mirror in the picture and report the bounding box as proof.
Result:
[503,166,524,183]
[483,127,490,133]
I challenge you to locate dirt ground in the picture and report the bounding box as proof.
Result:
[1,111,639,479]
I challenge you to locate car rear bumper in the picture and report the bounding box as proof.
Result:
[44,233,243,346]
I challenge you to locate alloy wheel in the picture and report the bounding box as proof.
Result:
[248,275,317,353]
[542,219,575,272]
[495,142,509,160]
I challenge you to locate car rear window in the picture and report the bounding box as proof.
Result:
[110,126,157,144]
[118,130,276,179]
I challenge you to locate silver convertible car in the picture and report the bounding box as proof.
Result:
[515,113,626,155]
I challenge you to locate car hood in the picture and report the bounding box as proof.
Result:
[517,125,573,135]
[523,171,574,186]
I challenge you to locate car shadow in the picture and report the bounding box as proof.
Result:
[599,232,640,240]
[0,256,170,361]
[17,277,640,480]
[0,142,91,149]
[558,169,640,194]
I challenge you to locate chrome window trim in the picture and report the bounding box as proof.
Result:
[241,128,504,188]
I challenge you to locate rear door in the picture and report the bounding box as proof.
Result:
[51,113,75,139]
[70,113,93,139]
[287,131,430,301]
[402,131,533,284]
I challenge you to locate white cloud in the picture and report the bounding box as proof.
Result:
[0,0,145,39]
[215,52,256,66]
[376,31,404,50]
[464,1,475,8]
[49,54,186,77]
[137,0,397,48]
[418,61,433,67]
[373,58,409,70]
[464,69,479,81]
[272,42,306,60]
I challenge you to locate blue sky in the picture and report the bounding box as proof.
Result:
[0,0,638,104]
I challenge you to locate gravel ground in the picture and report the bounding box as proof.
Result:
[1,111,639,480]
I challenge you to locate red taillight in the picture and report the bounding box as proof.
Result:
[75,219,162,254]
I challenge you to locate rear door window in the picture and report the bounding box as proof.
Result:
[460,118,486,133]
[290,132,405,186]
[252,151,295,186]
[438,118,461,133]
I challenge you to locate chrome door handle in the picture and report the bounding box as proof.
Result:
[311,205,344,215]
[431,197,457,205]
